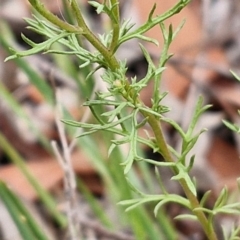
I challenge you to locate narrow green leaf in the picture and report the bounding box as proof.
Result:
[148,4,156,21]
[0,181,49,240]
[187,155,195,171]
[122,147,135,174]
[230,70,240,82]
[135,34,159,45]
[214,187,228,209]
[136,117,148,129]
[172,19,186,39]
[111,136,131,145]
[222,120,239,132]
[88,1,105,14]
[162,117,186,139]
[154,194,190,216]
[200,190,212,207]
[168,24,173,43]
[186,96,211,139]
[174,214,197,221]
[160,23,167,41]
[101,102,127,122]
[76,178,112,228]
[21,33,37,47]
[108,143,117,157]
[0,133,66,227]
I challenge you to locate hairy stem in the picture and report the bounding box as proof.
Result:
[119,0,191,45]
[109,0,120,53]
[28,0,119,70]
[27,0,81,32]
[69,0,119,70]
[140,111,217,240]
[26,0,217,238]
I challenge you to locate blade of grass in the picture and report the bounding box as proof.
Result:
[76,177,113,228]
[156,209,177,240]
[0,81,51,151]
[0,181,49,240]
[0,132,66,227]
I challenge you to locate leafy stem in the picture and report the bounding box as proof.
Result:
[28,0,119,70]
[69,0,119,69]
[111,80,216,238]
[12,0,218,239]
[27,0,81,33]
[118,0,191,45]
[140,105,217,240]
[109,0,120,53]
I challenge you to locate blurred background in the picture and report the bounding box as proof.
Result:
[1,0,240,239]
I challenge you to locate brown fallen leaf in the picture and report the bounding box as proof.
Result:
[0,149,96,201]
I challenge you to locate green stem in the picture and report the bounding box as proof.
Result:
[0,132,66,227]
[26,0,217,238]
[109,0,120,53]
[123,84,216,238]
[69,0,120,70]
[153,39,170,110]
[28,0,119,70]
[140,111,218,240]
[119,0,191,45]
[27,0,81,33]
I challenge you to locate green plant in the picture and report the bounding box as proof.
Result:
[3,0,240,239]
[0,181,50,240]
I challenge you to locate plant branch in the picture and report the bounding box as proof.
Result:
[119,0,191,45]
[69,0,120,70]
[116,77,217,238]
[27,0,82,33]
[28,0,120,70]
[14,0,219,239]
[109,0,120,53]
[140,108,217,240]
